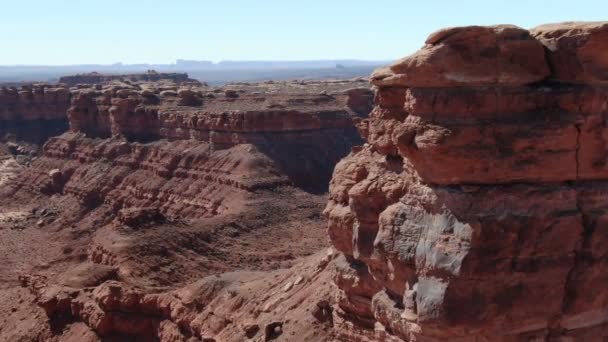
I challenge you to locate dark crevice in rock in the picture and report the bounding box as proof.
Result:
[539,45,558,84]
[556,120,585,328]
[575,122,582,181]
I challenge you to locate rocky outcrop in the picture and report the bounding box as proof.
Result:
[532,22,608,85]
[0,84,70,142]
[11,133,282,219]
[326,22,608,341]
[1,79,370,341]
[0,74,196,143]
[65,79,371,190]
[20,250,338,342]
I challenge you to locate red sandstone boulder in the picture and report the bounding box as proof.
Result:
[371,25,550,87]
[532,21,608,84]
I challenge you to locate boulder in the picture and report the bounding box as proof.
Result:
[532,21,608,84]
[371,25,550,87]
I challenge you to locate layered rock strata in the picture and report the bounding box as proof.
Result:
[1,79,371,341]
[326,22,608,341]
[0,84,70,143]
[10,133,283,219]
[0,73,200,143]
[66,79,371,189]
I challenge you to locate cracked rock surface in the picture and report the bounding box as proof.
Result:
[327,22,608,341]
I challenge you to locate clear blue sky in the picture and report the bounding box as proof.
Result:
[0,0,606,65]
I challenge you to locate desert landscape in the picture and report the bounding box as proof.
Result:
[1,11,607,342]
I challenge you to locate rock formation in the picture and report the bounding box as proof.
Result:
[326,22,608,341]
[0,84,70,143]
[2,21,607,342]
[0,73,199,143]
[0,76,371,341]
[64,79,371,190]
[19,249,339,342]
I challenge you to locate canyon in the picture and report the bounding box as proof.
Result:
[0,74,371,341]
[0,21,607,342]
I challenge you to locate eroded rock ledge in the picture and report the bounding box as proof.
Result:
[326,22,608,341]
[7,22,607,342]
[63,78,370,191]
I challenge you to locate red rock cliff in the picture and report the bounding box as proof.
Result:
[326,22,608,341]
[65,80,371,190]
[0,84,71,142]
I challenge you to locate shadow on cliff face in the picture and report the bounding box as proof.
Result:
[254,126,363,194]
[0,118,69,144]
[425,182,604,338]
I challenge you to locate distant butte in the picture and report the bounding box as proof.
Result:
[58,71,198,87]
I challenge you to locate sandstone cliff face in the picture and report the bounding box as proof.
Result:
[0,84,70,142]
[4,78,372,231]
[65,79,371,190]
[326,22,608,341]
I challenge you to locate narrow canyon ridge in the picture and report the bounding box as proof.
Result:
[0,21,607,341]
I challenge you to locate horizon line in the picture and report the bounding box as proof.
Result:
[0,59,395,68]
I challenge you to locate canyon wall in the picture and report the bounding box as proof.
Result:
[64,80,371,190]
[1,79,372,341]
[0,73,199,143]
[3,77,371,195]
[0,84,70,143]
[67,81,370,143]
[326,22,608,341]
[5,79,372,224]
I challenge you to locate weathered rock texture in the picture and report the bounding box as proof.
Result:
[0,84,70,143]
[65,79,371,190]
[14,134,282,218]
[19,249,339,342]
[327,22,608,341]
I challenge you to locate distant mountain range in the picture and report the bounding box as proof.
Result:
[0,60,391,85]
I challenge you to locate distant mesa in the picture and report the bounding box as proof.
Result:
[175,59,213,67]
[58,71,199,87]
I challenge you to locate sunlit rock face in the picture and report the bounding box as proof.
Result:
[326,22,608,341]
